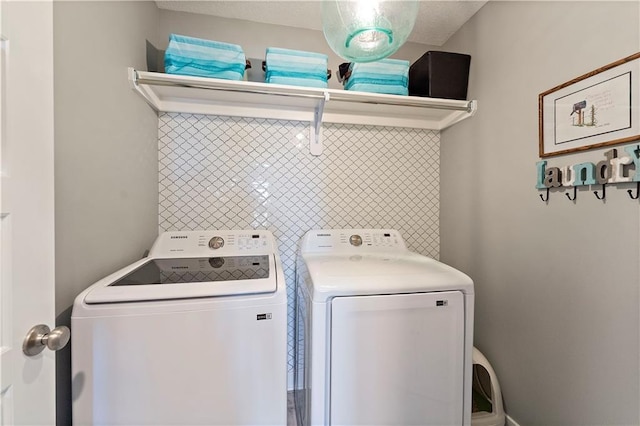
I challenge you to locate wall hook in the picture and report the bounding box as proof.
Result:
[539,188,550,202]
[594,184,606,200]
[565,187,577,201]
[628,182,640,200]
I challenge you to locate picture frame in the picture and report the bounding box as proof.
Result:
[538,52,640,158]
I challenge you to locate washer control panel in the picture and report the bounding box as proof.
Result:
[149,230,274,257]
[301,229,406,253]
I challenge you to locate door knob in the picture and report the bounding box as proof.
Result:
[22,324,70,356]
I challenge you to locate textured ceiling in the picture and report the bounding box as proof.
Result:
[155,1,487,46]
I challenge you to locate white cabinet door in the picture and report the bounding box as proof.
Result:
[330,291,465,426]
[0,1,56,424]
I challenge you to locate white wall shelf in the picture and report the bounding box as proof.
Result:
[129,68,477,155]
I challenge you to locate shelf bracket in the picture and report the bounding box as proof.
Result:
[310,91,330,156]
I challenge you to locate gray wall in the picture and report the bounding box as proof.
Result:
[53,2,159,424]
[158,9,437,90]
[440,2,640,425]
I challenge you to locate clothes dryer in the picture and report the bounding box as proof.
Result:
[294,229,474,426]
[72,230,287,425]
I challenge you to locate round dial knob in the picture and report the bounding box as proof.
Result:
[208,236,225,250]
[349,234,363,247]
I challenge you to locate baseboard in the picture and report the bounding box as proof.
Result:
[505,414,521,426]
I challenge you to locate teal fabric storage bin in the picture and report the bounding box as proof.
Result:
[341,58,409,95]
[165,34,246,81]
[264,47,329,88]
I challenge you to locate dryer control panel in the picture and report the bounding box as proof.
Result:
[300,229,407,253]
[149,230,276,257]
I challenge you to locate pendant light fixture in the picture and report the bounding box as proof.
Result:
[322,0,419,63]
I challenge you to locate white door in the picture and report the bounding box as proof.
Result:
[0,1,58,425]
[330,291,465,426]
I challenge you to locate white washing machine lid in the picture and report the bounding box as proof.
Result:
[83,254,277,304]
[302,251,473,301]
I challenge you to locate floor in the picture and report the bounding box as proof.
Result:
[287,392,297,426]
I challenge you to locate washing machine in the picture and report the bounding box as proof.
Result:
[72,230,287,425]
[294,229,474,426]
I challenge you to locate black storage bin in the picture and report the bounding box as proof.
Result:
[409,51,471,100]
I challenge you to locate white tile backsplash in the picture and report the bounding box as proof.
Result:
[158,113,440,380]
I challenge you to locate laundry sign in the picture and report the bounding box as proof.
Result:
[536,144,640,188]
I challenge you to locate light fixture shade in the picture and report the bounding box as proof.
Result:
[322,0,418,63]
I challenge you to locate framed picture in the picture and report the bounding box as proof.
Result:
[539,52,640,157]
